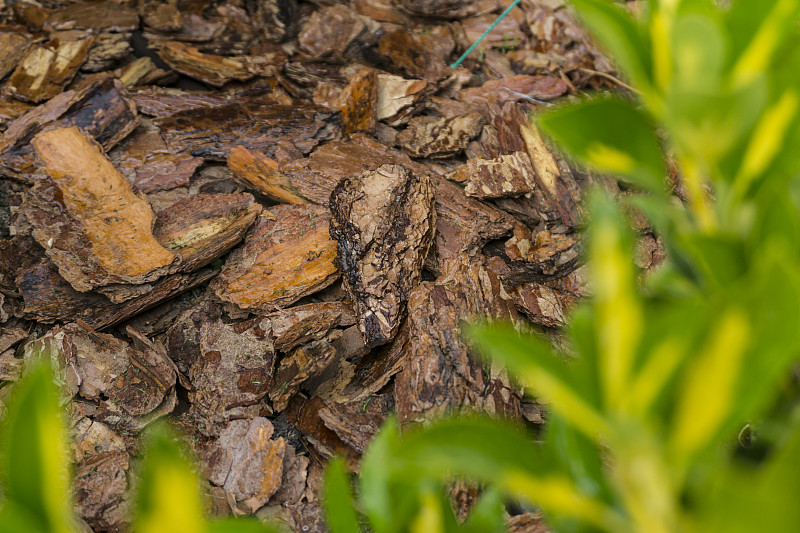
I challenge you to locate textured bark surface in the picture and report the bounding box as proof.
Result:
[0,78,138,179]
[396,111,483,158]
[6,36,93,103]
[156,102,340,161]
[155,41,254,87]
[0,1,625,527]
[211,205,339,312]
[330,163,435,347]
[395,256,522,424]
[26,127,176,292]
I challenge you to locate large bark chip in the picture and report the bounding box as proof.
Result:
[211,204,339,312]
[330,163,435,347]
[28,127,177,292]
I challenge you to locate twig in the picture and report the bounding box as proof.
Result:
[576,67,641,94]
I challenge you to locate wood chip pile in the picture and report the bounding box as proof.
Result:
[0,0,663,531]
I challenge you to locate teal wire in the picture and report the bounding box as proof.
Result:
[449,0,523,68]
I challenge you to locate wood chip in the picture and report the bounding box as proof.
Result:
[330,163,436,347]
[155,41,254,87]
[27,127,176,292]
[6,36,94,103]
[211,205,339,312]
[396,112,483,158]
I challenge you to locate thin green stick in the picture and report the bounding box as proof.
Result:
[450,0,523,68]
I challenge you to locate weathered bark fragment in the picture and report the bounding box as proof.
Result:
[245,302,356,353]
[298,4,365,57]
[201,417,285,514]
[376,74,427,122]
[153,193,262,272]
[284,395,357,460]
[155,41,254,87]
[23,322,176,423]
[459,75,568,106]
[0,78,138,180]
[460,151,536,199]
[271,339,337,411]
[6,36,94,103]
[377,29,454,81]
[227,146,307,204]
[45,1,139,32]
[395,257,522,424]
[83,33,132,72]
[256,0,298,42]
[392,0,484,18]
[278,134,427,205]
[318,394,393,454]
[431,179,515,271]
[330,163,435,347]
[73,451,131,532]
[26,127,177,292]
[396,112,483,158]
[182,318,276,435]
[156,102,340,161]
[211,205,339,312]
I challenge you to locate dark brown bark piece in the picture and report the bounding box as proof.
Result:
[211,205,339,312]
[0,78,139,180]
[83,32,132,73]
[156,102,341,161]
[270,339,337,412]
[153,193,262,273]
[431,179,515,271]
[460,151,536,199]
[256,0,298,43]
[392,0,483,18]
[45,1,139,32]
[154,41,254,87]
[337,322,409,403]
[459,75,569,106]
[298,4,365,56]
[376,29,454,81]
[278,134,428,205]
[24,322,176,421]
[184,318,276,435]
[396,112,483,158]
[128,86,243,118]
[284,395,356,460]
[6,36,94,103]
[318,394,393,454]
[17,258,216,329]
[200,417,285,514]
[244,301,356,353]
[73,451,130,532]
[395,256,522,424]
[26,127,177,292]
[330,163,436,347]
[109,119,203,194]
[506,512,552,533]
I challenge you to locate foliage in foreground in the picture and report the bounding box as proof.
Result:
[0,362,278,533]
[323,0,800,531]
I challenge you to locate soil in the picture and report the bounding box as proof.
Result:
[0,1,661,531]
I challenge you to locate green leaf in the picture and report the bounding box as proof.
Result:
[537,98,665,192]
[0,361,77,533]
[323,457,361,533]
[468,324,609,440]
[134,423,207,533]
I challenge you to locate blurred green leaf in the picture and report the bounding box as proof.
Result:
[0,361,77,533]
[538,98,665,192]
[134,423,207,533]
[324,457,361,533]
